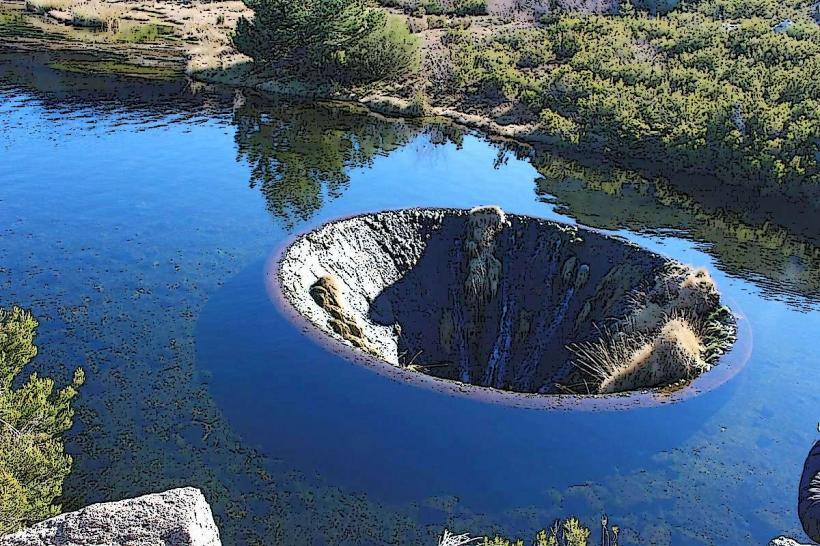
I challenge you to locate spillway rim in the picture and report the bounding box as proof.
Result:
[268,208,752,411]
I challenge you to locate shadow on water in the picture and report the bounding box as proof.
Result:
[530,154,820,307]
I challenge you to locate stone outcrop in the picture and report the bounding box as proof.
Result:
[799,441,820,544]
[0,487,221,546]
[769,537,814,546]
[278,207,736,396]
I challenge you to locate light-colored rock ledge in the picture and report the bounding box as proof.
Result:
[0,487,220,546]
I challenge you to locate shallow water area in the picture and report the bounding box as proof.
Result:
[1,51,819,546]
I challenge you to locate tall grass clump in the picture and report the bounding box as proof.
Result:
[568,327,650,392]
[569,315,710,394]
[70,0,124,29]
[0,307,84,534]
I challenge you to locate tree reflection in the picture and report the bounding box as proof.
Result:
[533,152,820,306]
[233,97,464,228]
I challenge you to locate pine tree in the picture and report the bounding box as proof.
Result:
[0,306,84,534]
[233,0,385,68]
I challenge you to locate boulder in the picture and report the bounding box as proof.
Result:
[0,487,221,546]
[799,441,820,543]
[769,537,813,546]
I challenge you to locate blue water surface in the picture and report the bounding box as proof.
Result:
[1,52,818,546]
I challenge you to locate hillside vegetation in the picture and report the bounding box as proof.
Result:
[433,0,819,196]
[231,0,819,207]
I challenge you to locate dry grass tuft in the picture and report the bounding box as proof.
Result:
[24,0,74,14]
[70,1,125,29]
[570,316,707,394]
[658,318,703,359]
[185,20,238,73]
[568,327,649,389]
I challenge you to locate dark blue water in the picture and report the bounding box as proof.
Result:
[1,52,819,546]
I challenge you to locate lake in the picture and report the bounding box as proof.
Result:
[1,51,818,546]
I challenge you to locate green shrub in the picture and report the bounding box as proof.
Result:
[451,0,487,16]
[442,516,618,546]
[630,0,681,15]
[445,8,820,193]
[234,0,420,84]
[382,0,487,16]
[427,14,449,28]
[0,306,84,534]
[343,15,421,83]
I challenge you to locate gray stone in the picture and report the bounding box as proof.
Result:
[799,441,820,543]
[0,487,220,546]
[769,537,813,546]
[773,19,795,33]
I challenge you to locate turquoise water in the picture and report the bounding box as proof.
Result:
[1,53,819,545]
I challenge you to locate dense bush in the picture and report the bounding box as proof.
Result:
[380,0,488,16]
[444,5,820,194]
[0,307,84,534]
[233,0,420,84]
[343,15,421,82]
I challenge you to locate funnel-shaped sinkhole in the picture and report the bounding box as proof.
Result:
[277,207,737,398]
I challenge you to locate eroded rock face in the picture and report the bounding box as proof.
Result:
[0,487,221,546]
[278,207,736,396]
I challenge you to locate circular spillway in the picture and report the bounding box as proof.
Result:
[276,207,740,406]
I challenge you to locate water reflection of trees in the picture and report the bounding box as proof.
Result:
[233,97,464,228]
[533,153,820,306]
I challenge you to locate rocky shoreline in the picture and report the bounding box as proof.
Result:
[0,0,561,151]
[2,486,814,546]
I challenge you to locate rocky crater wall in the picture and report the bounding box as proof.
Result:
[278,207,737,396]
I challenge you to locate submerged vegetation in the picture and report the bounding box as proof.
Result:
[440,516,619,546]
[0,307,83,534]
